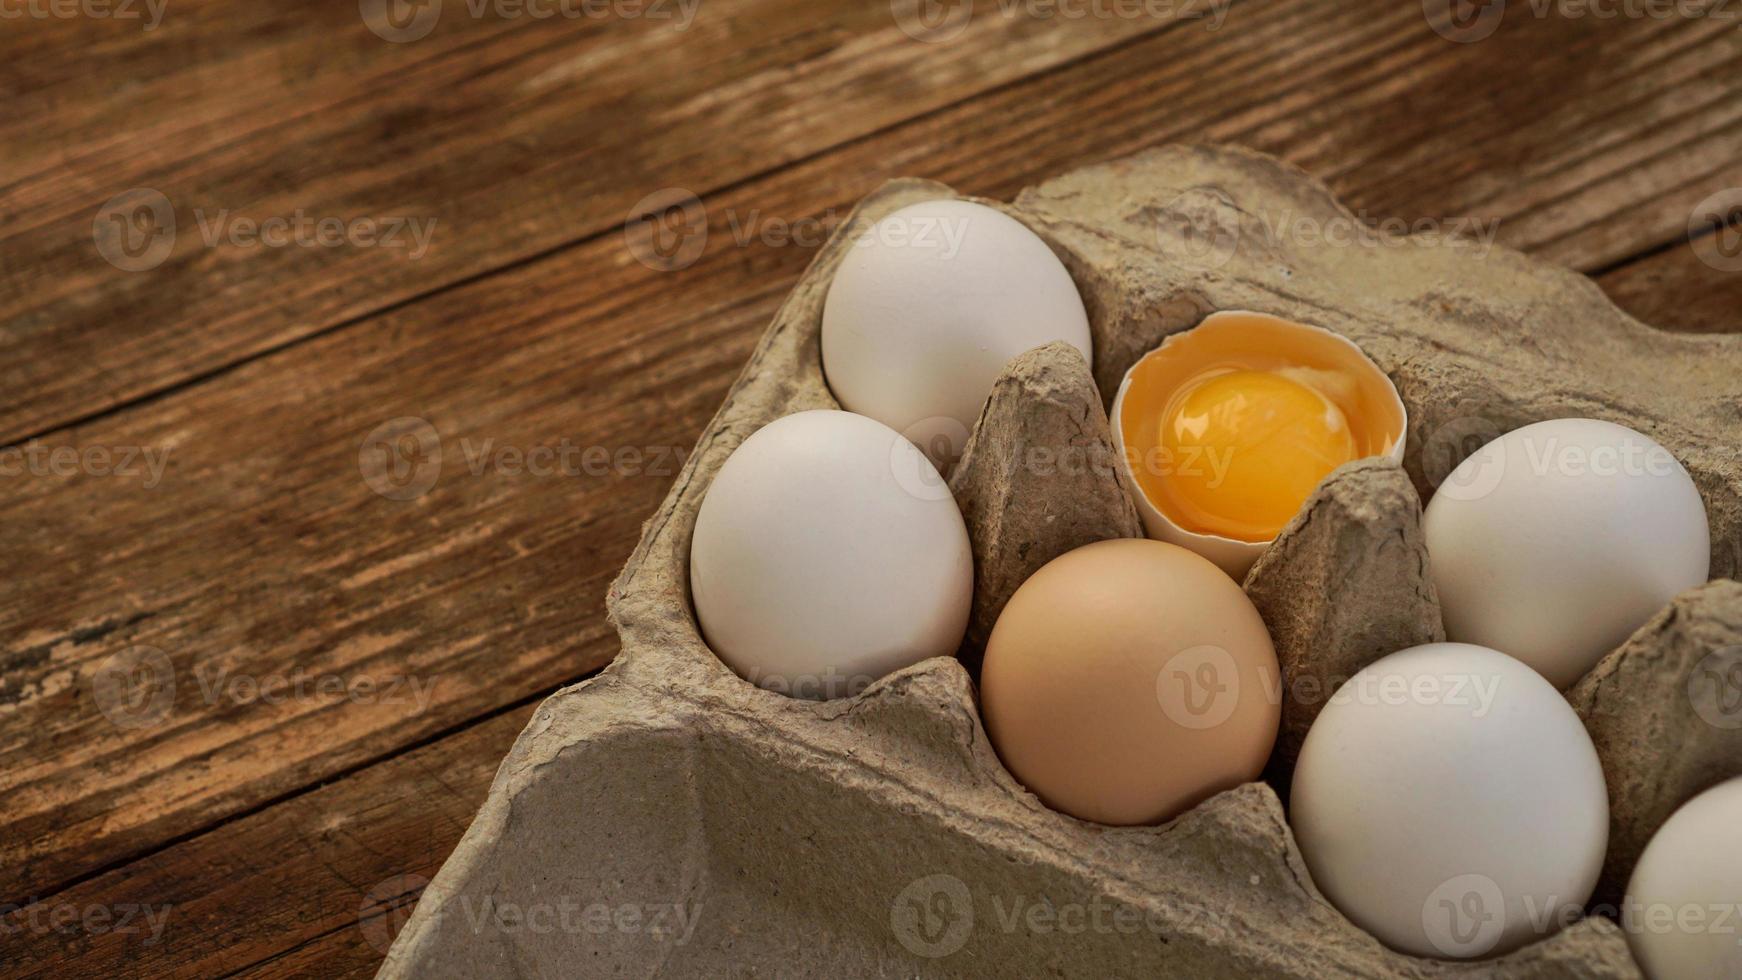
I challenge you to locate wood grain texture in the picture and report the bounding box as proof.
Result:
[0,0,1171,445]
[2,704,531,979]
[1598,232,1742,333]
[1,0,1737,975]
[0,223,771,904]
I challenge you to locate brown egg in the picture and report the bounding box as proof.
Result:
[980,538,1280,826]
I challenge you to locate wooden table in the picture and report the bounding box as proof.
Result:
[1,1,1737,975]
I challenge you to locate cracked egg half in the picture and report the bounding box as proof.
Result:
[1112,311,1407,580]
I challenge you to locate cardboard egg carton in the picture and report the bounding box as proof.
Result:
[379,146,1742,979]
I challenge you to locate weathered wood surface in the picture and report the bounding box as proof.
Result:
[1,0,1737,974]
[0,0,1166,445]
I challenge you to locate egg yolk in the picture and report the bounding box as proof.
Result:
[1157,369,1357,542]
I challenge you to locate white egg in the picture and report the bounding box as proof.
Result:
[1424,418,1710,689]
[1624,778,1742,980]
[1290,643,1609,960]
[821,199,1092,467]
[688,410,973,700]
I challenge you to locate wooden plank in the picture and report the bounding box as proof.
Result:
[1597,233,1742,333]
[1307,11,1742,272]
[3,0,1739,964]
[1,704,532,979]
[0,0,1177,444]
[0,232,767,902]
[226,938,384,980]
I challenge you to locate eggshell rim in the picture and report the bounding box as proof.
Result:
[1110,310,1409,579]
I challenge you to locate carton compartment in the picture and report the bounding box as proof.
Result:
[381,145,1741,979]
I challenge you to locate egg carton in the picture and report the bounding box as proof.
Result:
[378,145,1742,979]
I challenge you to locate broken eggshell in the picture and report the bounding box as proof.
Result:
[1111,310,1408,579]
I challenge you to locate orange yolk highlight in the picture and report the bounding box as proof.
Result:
[1157,369,1357,543]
